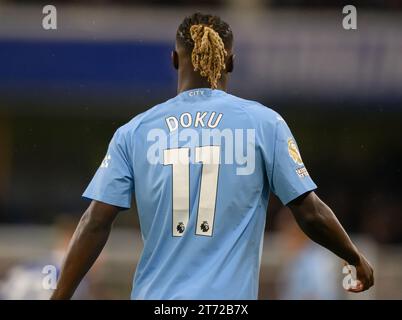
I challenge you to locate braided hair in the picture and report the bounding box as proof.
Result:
[177,13,233,89]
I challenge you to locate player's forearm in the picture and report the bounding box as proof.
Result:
[51,210,112,300]
[289,192,360,265]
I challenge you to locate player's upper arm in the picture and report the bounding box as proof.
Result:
[262,112,317,205]
[82,127,134,210]
[84,200,120,227]
[287,190,321,220]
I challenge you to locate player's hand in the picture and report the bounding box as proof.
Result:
[346,254,374,293]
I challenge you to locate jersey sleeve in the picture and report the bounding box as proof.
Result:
[269,118,317,205]
[82,128,134,209]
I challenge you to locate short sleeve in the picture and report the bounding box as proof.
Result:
[82,129,134,209]
[270,119,317,205]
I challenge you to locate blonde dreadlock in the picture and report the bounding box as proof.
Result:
[189,24,228,89]
[176,13,233,89]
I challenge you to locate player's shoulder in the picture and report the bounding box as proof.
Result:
[113,97,177,138]
[224,93,284,125]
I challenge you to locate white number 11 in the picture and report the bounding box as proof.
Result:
[163,146,220,237]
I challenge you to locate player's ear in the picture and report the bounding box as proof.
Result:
[172,50,179,70]
[226,53,234,73]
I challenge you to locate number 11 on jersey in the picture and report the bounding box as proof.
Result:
[163,146,220,237]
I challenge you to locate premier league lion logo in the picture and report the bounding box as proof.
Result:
[200,221,210,233]
[176,222,185,234]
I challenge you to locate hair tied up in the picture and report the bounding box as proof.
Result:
[190,24,227,89]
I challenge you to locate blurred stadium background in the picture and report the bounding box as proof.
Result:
[0,0,401,299]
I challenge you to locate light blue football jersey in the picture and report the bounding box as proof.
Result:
[83,88,317,300]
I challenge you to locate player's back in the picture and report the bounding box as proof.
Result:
[131,88,275,300]
[84,88,317,299]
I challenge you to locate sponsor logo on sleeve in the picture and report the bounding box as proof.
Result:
[100,154,111,168]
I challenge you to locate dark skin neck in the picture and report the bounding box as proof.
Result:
[174,44,231,94]
[177,56,228,93]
